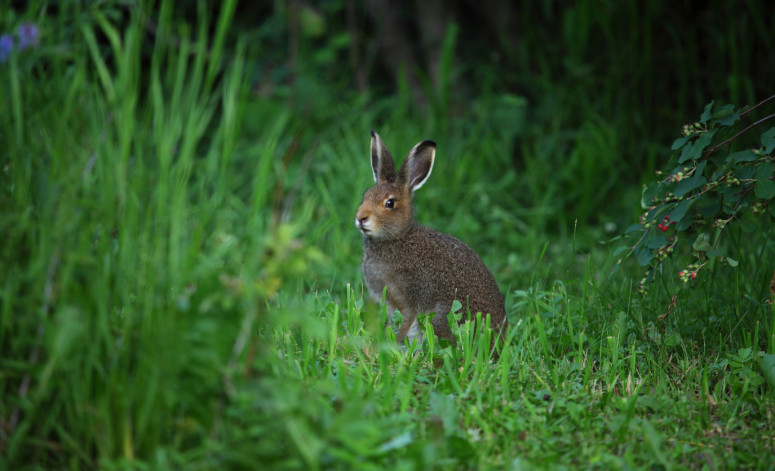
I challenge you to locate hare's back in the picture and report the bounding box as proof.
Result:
[408,225,506,319]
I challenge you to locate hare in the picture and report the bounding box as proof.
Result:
[355,131,507,347]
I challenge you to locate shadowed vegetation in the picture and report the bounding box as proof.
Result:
[1,1,774,469]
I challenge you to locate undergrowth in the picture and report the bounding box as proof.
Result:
[1,1,773,470]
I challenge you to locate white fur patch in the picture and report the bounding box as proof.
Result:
[406,318,424,346]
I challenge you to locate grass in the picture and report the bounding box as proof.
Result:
[2,2,775,470]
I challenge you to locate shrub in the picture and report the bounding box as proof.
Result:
[622,95,775,295]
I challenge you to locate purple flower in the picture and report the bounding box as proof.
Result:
[0,34,13,63]
[17,22,39,50]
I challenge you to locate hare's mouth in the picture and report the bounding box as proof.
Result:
[355,218,372,235]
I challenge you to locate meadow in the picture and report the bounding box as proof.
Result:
[1,1,774,469]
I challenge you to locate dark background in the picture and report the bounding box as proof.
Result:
[232,0,774,227]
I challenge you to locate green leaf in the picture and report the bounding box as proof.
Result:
[728,150,757,163]
[674,175,707,197]
[697,194,721,217]
[692,233,713,252]
[738,166,758,180]
[711,161,733,180]
[679,131,715,163]
[760,354,775,389]
[378,432,414,453]
[762,127,775,154]
[712,104,739,126]
[646,234,668,249]
[708,248,724,258]
[722,186,744,214]
[700,101,715,123]
[624,223,643,235]
[641,182,661,209]
[637,247,654,266]
[671,136,689,151]
[755,163,775,199]
[756,179,775,199]
[675,217,694,232]
[670,198,694,222]
[725,257,738,267]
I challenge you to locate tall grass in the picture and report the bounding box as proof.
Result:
[0,0,296,465]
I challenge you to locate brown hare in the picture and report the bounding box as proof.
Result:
[355,131,507,347]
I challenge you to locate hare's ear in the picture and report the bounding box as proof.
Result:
[370,130,397,183]
[398,139,436,193]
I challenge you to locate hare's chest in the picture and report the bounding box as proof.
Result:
[363,255,396,297]
[362,252,414,310]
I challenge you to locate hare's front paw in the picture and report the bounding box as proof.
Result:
[405,318,424,346]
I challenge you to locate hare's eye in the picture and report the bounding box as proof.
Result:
[384,198,395,209]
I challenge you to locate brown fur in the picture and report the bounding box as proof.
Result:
[355,131,507,346]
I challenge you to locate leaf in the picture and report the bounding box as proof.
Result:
[708,248,724,258]
[671,136,689,151]
[725,257,738,267]
[756,179,775,200]
[728,150,758,163]
[675,217,694,232]
[678,131,715,163]
[755,163,775,199]
[738,166,758,180]
[613,245,631,257]
[700,101,715,123]
[641,182,661,209]
[637,247,654,266]
[692,233,713,252]
[670,198,694,222]
[646,234,668,249]
[624,223,643,234]
[722,187,742,214]
[762,127,775,154]
[674,175,707,197]
[712,104,739,126]
[760,354,775,389]
[378,432,413,453]
[711,161,733,180]
[697,194,721,217]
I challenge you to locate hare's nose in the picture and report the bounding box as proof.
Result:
[356,216,368,228]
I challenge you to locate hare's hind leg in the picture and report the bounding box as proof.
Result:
[431,302,455,341]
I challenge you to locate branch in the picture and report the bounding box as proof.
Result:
[703,112,775,159]
[741,94,775,118]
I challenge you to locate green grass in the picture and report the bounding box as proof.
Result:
[2,2,775,470]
